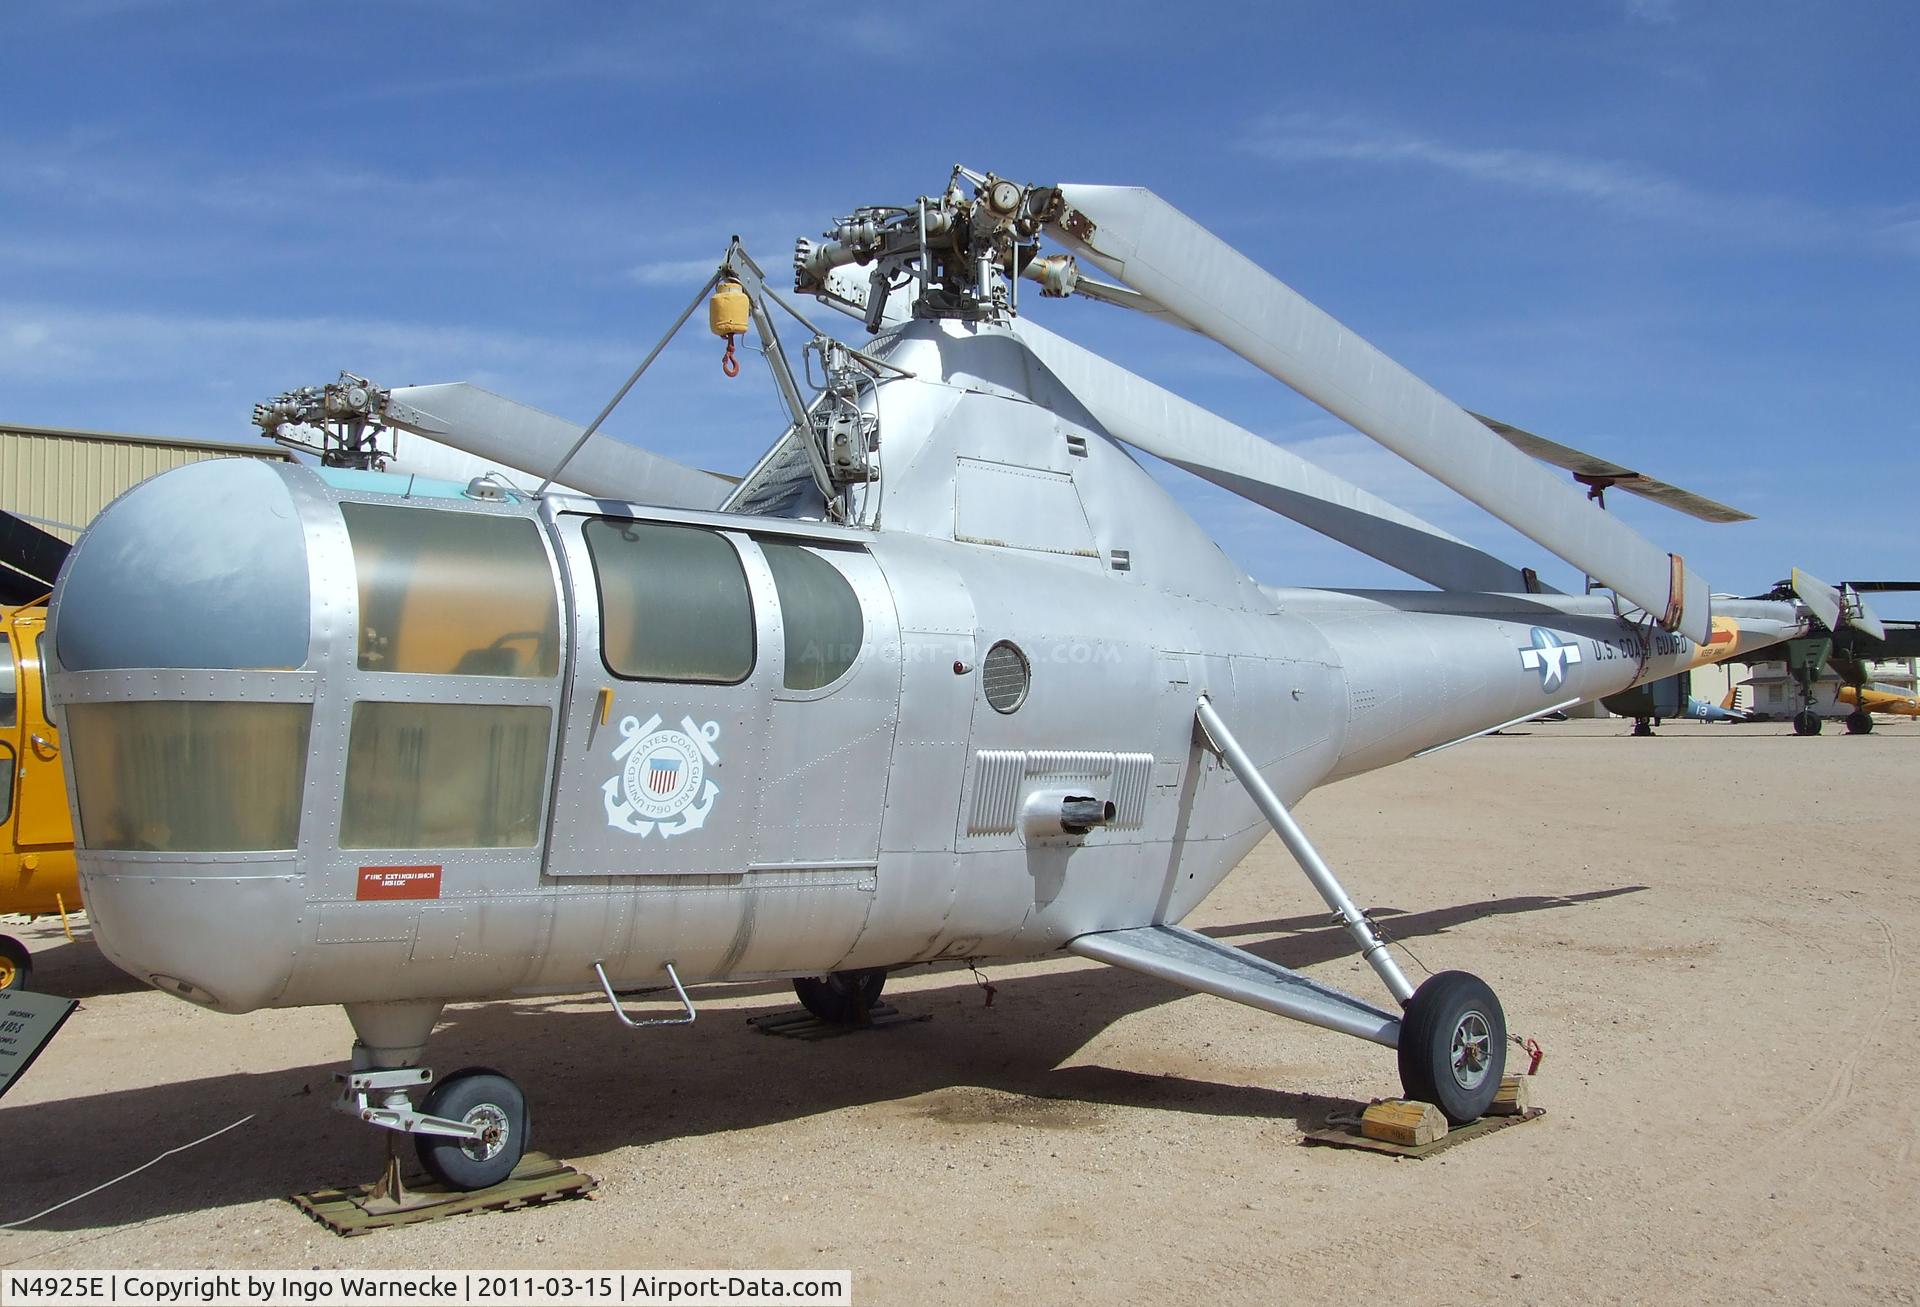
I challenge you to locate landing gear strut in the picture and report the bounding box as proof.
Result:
[1193,697,1508,1121]
[334,1001,530,1193]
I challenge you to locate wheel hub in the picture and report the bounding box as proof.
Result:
[460,1104,510,1162]
[1450,1011,1493,1090]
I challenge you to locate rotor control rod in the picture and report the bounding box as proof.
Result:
[1194,696,1415,1005]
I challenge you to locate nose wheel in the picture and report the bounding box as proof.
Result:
[1396,971,1507,1124]
[413,1068,529,1191]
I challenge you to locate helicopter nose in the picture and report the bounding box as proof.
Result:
[50,457,314,1011]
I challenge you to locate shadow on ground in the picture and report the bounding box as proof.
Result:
[0,885,1644,1235]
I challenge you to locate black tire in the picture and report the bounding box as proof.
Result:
[1846,710,1873,735]
[414,1067,528,1191]
[0,936,28,991]
[1793,710,1823,736]
[1397,971,1507,1125]
[792,968,886,1025]
[1631,720,1654,737]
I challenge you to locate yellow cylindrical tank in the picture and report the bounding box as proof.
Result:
[709,278,750,339]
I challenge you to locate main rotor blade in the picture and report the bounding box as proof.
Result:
[1039,183,1712,643]
[1792,567,1887,641]
[1469,414,1754,524]
[1009,319,1549,594]
[385,383,733,509]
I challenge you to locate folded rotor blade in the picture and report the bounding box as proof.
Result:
[1469,414,1753,524]
[385,383,733,509]
[1010,319,1548,594]
[1040,184,1712,643]
[1792,567,1887,641]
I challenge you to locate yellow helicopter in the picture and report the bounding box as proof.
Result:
[0,597,80,989]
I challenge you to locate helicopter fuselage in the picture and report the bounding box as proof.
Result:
[49,455,1737,1028]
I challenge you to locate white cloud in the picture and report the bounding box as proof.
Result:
[625,257,726,288]
[1245,113,1914,257]
[1624,0,1680,24]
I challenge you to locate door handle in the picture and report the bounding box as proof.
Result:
[29,733,57,760]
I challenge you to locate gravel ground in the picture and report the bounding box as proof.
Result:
[3,718,1916,1305]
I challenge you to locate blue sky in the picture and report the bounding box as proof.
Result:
[4,2,1915,614]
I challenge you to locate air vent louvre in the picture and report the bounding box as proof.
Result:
[982,641,1031,713]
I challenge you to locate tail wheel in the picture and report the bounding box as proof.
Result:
[414,1067,528,1192]
[1793,710,1823,736]
[1845,710,1873,735]
[0,936,29,991]
[1397,971,1508,1125]
[793,968,886,1025]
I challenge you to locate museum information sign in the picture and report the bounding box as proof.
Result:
[0,990,78,1099]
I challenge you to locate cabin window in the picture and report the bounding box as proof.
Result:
[340,702,551,849]
[65,701,312,852]
[342,503,560,678]
[34,632,50,724]
[0,743,13,823]
[584,520,754,684]
[760,542,863,691]
[0,634,14,729]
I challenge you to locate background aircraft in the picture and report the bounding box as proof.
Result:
[0,516,80,988]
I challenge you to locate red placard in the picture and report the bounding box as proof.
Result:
[356,865,443,901]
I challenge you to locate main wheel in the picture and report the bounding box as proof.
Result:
[1397,971,1507,1125]
[0,936,29,991]
[1631,719,1654,737]
[1793,710,1823,736]
[793,968,886,1024]
[414,1068,528,1191]
[1846,710,1873,735]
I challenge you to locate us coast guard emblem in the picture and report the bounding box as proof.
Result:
[602,714,721,838]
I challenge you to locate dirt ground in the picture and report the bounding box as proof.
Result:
[2,718,1915,1305]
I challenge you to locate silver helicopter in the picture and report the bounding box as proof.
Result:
[46,167,1820,1191]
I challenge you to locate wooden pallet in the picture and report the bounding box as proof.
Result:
[1303,1106,1545,1158]
[289,1151,597,1236]
[748,1002,931,1041]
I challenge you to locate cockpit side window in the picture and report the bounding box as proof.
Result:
[583,519,754,684]
[759,541,864,691]
[341,503,560,677]
[65,701,311,852]
[340,701,551,849]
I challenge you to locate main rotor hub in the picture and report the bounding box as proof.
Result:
[793,167,1059,330]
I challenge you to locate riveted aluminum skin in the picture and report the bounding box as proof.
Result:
[45,321,1802,1024]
